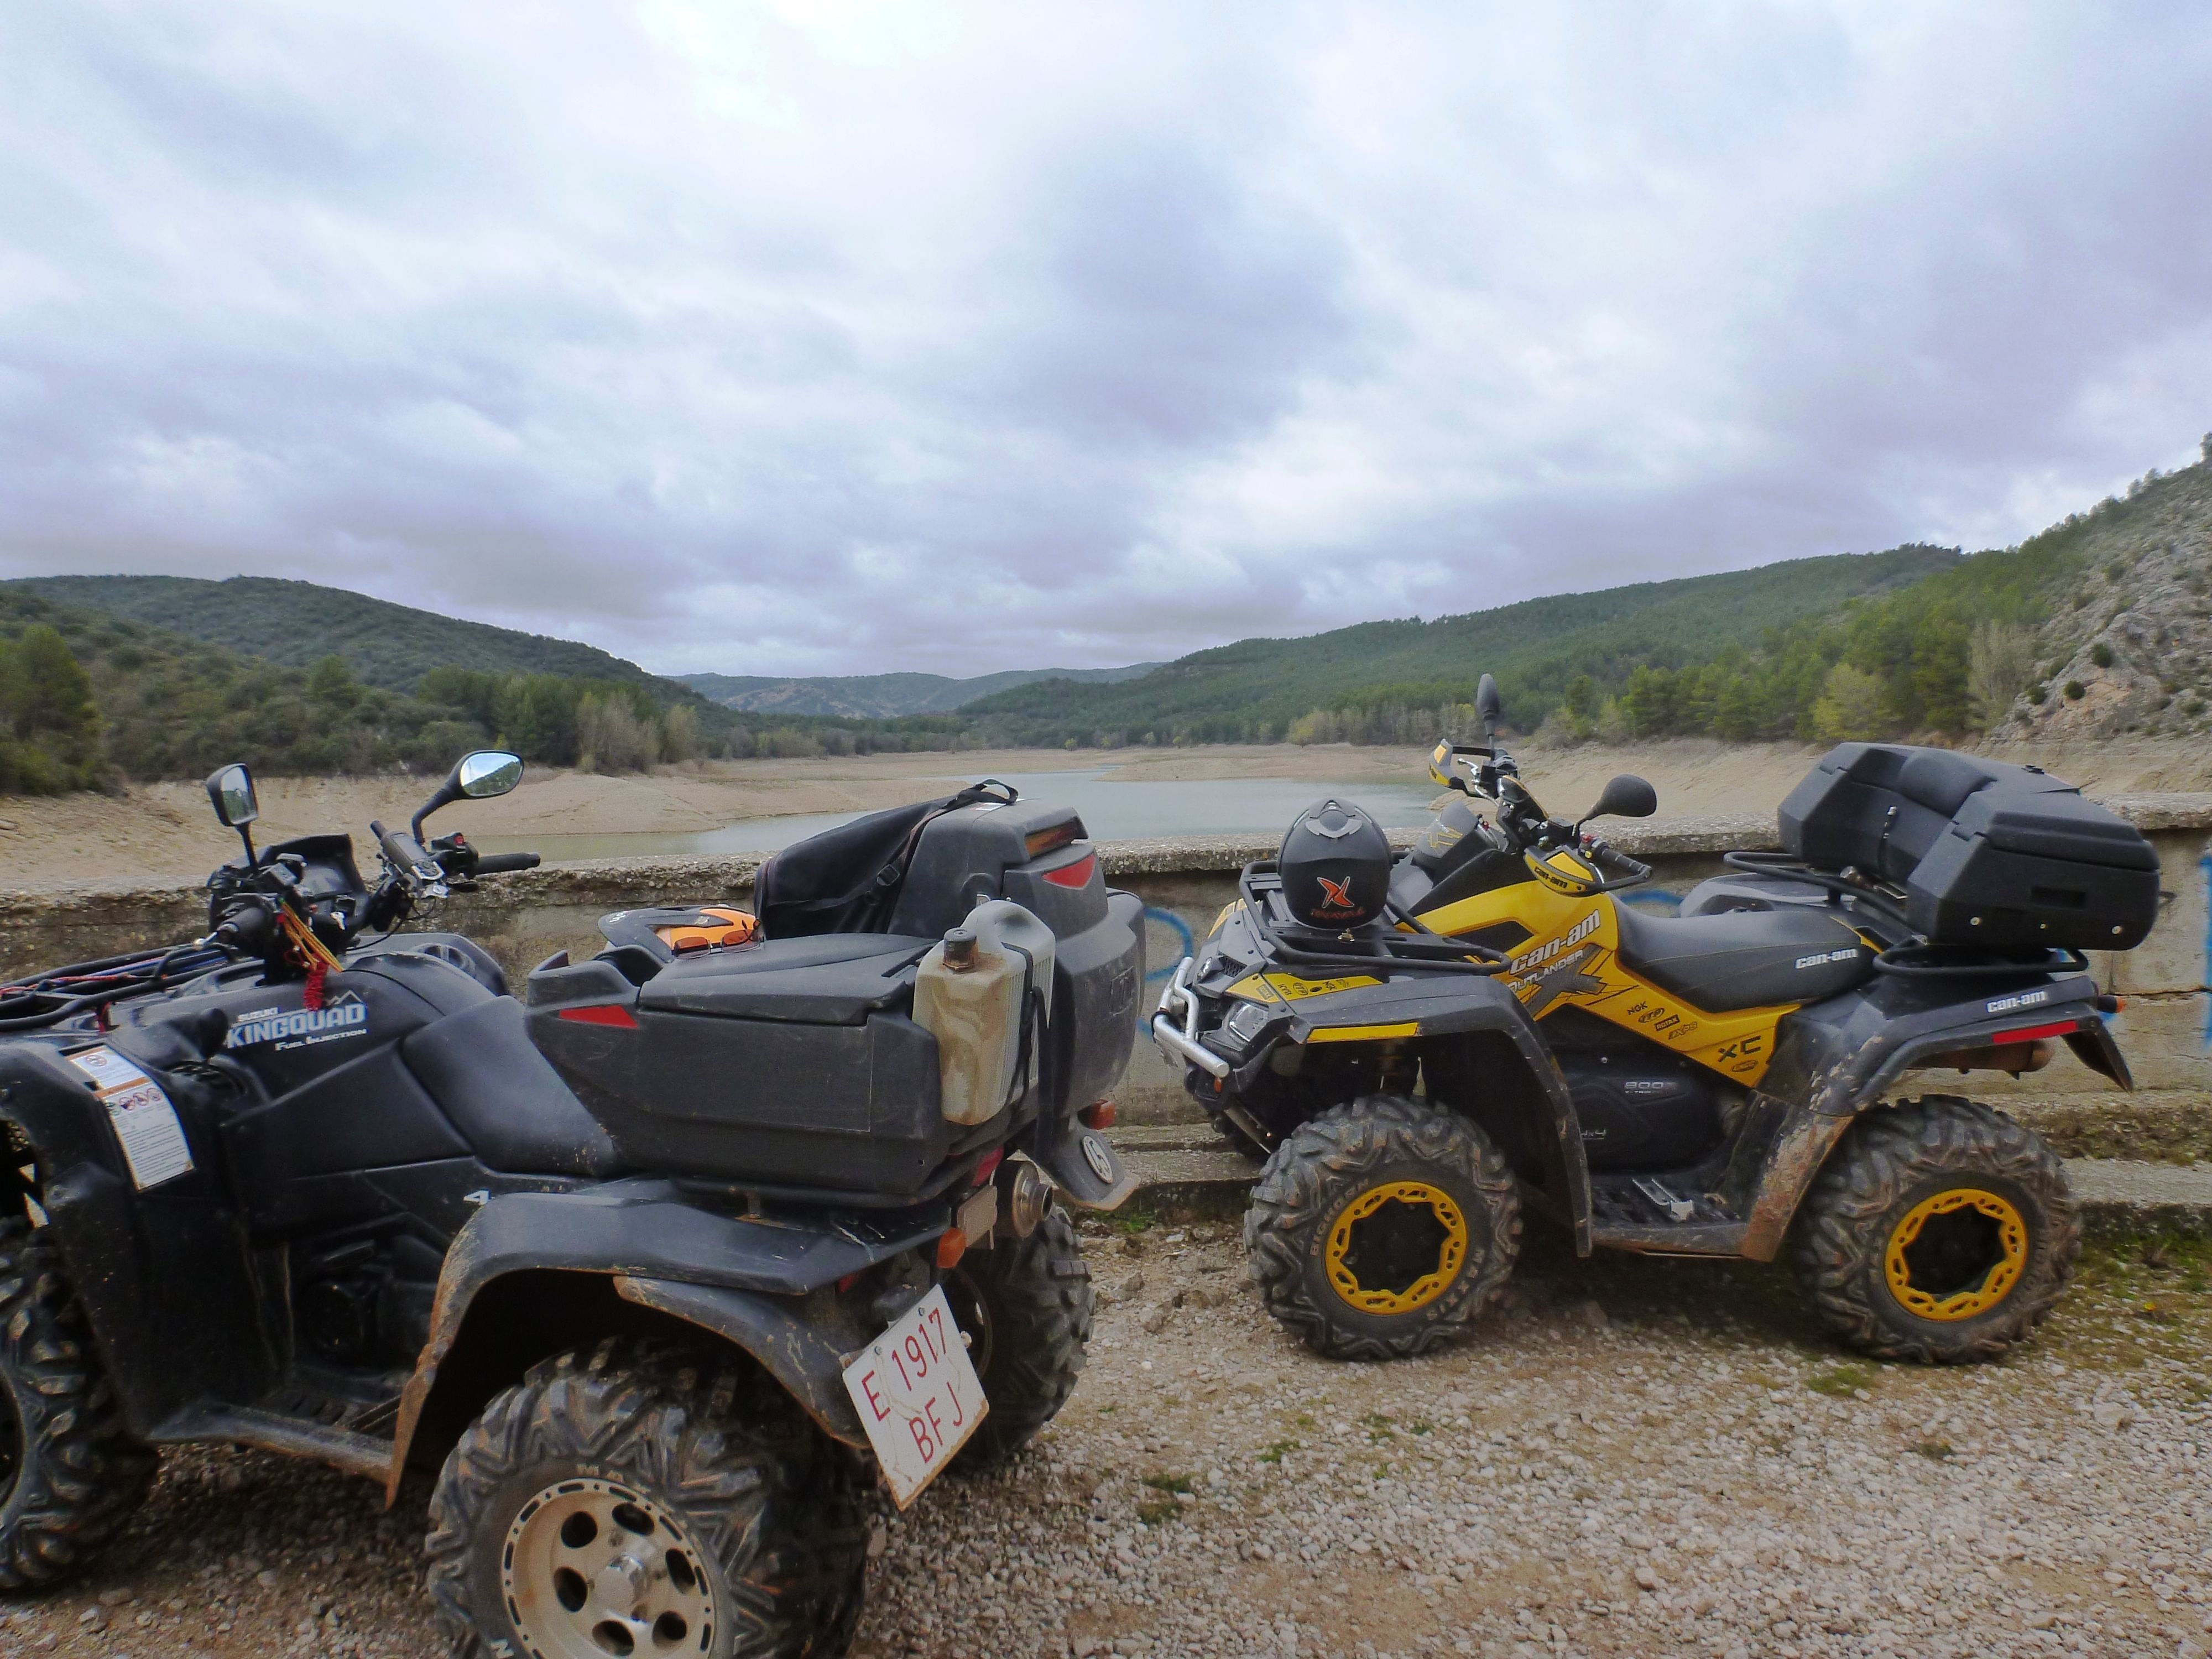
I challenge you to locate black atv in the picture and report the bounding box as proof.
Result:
[1156,674,2150,1365]
[0,753,1143,1657]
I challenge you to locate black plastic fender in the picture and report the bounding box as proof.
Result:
[386,1178,942,1496]
[612,1278,872,1447]
[1027,1114,1138,1211]
[0,1041,273,1436]
[1729,969,2113,1259]
[1276,972,1593,1254]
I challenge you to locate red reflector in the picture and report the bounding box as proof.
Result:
[557,1004,639,1028]
[1990,1019,2079,1045]
[1042,850,1097,889]
[975,1148,1005,1185]
[1079,1100,1117,1129]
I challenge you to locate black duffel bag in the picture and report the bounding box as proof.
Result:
[753,780,1016,937]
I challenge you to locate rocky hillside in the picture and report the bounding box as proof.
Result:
[1994,442,2212,741]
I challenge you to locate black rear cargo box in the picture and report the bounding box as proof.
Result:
[527,937,958,1192]
[1777,743,2158,950]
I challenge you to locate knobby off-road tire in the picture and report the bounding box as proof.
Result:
[425,1339,869,1659]
[1245,1095,1521,1361]
[1791,1097,2079,1364]
[0,1216,156,1592]
[945,1206,1093,1470]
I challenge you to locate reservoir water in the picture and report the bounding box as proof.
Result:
[479,769,1446,862]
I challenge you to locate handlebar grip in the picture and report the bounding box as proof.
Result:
[472,852,540,873]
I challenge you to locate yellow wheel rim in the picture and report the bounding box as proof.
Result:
[1324,1181,1469,1316]
[1884,1187,2028,1322]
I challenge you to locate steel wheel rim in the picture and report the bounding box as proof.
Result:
[1325,1180,1469,1315]
[941,1270,995,1378]
[502,1478,718,1659]
[1884,1187,2028,1322]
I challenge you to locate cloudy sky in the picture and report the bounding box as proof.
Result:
[3,4,2209,678]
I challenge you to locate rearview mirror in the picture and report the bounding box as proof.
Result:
[205,764,259,827]
[456,750,523,800]
[412,749,524,841]
[1476,674,1502,734]
[1583,774,1658,823]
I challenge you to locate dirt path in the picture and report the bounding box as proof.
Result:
[4,1220,2205,1659]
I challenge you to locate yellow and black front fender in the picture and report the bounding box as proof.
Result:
[1202,967,1598,1255]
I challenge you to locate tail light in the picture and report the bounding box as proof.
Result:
[556,1004,639,1029]
[1989,1019,2082,1045]
[1042,850,1098,889]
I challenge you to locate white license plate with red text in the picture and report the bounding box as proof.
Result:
[841,1285,988,1507]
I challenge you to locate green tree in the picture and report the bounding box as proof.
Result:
[307,654,359,706]
[1966,620,2036,729]
[0,624,103,792]
[1812,662,1887,741]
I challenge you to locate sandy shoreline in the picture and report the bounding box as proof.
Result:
[3,737,2206,893]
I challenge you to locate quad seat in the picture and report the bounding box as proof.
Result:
[401,998,624,1178]
[1611,902,1871,1013]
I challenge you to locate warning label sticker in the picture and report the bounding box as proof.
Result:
[66,1046,195,1191]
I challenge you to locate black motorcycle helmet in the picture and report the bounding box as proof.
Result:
[1278,797,1392,929]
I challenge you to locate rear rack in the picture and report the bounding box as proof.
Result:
[1721,851,2090,981]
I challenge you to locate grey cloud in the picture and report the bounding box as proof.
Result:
[2,3,2210,677]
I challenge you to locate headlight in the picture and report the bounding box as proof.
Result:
[1224,1000,1275,1044]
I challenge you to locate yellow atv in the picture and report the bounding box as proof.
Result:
[1152,675,2154,1363]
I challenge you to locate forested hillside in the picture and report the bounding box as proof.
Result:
[7,575,667,693]
[0,589,754,794]
[680,662,1164,717]
[1603,446,2212,747]
[963,545,1958,745]
[963,443,2212,752]
[11,437,2209,794]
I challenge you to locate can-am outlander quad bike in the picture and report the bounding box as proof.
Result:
[1153,674,2153,1365]
[0,753,1142,1657]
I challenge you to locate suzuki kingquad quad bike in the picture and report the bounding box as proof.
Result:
[1154,674,2154,1365]
[0,754,1142,1657]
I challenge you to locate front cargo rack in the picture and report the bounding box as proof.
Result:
[1237,861,1514,980]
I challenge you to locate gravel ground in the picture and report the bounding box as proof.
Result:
[4,1222,2208,1659]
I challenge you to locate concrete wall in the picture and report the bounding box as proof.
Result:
[6,802,2205,1120]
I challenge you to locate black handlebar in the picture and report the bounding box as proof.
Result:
[370,818,442,884]
[1594,843,1652,884]
[471,852,540,874]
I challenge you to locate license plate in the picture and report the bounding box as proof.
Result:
[842,1285,989,1507]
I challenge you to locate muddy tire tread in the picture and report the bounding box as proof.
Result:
[953,1207,1093,1470]
[0,1216,156,1592]
[424,1338,868,1659]
[1244,1094,1521,1361]
[1789,1095,2080,1365]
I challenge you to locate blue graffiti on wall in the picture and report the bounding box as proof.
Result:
[2201,854,2211,1048]
[1140,907,1197,1029]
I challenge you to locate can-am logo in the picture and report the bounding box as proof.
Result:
[1985,989,2048,1015]
[224,997,368,1051]
[1794,948,1861,969]
[1511,910,1601,972]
